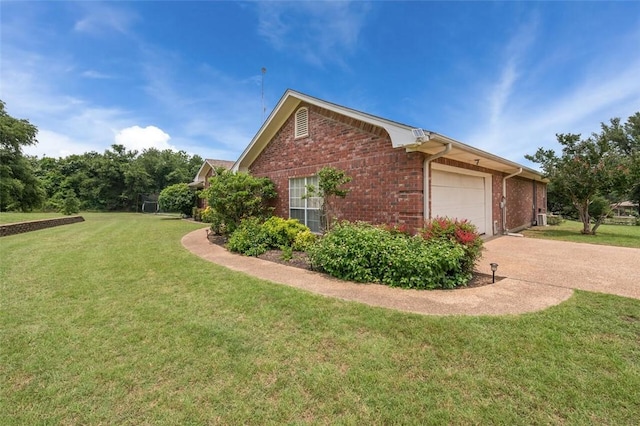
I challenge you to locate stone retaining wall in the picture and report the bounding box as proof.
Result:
[0,216,85,237]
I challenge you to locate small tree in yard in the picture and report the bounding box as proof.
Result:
[158,183,195,216]
[529,112,639,233]
[60,190,80,215]
[305,166,352,232]
[202,170,277,235]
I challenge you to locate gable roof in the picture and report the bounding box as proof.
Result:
[189,158,235,188]
[233,89,544,180]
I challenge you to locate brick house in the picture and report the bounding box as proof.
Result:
[233,90,547,236]
[189,159,235,209]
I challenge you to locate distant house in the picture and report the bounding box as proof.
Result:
[233,89,547,235]
[189,159,235,208]
[612,201,639,216]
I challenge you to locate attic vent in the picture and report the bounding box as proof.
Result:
[295,107,309,139]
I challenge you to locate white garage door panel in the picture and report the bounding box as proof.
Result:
[432,170,486,234]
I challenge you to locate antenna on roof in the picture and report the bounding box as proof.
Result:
[261,67,267,122]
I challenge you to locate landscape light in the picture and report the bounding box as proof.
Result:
[490,263,498,283]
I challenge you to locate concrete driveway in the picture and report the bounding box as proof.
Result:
[476,236,640,300]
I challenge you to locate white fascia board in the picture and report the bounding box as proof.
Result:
[232,91,300,172]
[425,133,544,180]
[193,161,211,182]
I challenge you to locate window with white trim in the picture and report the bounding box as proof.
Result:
[294,107,309,139]
[289,175,321,232]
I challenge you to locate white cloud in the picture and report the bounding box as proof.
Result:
[73,3,138,36]
[114,126,174,152]
[256,1,371,67]
[23,129,98,158]
[81,70,113,79]
[461,15,640,166]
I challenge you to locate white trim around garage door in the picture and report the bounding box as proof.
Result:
[426,162,493,235]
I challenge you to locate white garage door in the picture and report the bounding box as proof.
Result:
[431,169,487,234]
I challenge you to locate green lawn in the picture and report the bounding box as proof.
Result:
[1,213,639,424]
[522,219,640,248]
[0,212,68,224]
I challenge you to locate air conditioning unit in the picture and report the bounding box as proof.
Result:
[537,213,547,226]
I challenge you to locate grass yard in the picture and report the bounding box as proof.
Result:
[0,211,68,224]
[1,213,639,424]
[522,219,640,248]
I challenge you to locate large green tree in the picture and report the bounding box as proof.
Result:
[526,112,638,235]
[599,113,640,214]
[0,101,44,211]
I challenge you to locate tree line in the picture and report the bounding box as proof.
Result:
[1,100,203,212]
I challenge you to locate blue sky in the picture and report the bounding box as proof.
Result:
[1,1,639,169]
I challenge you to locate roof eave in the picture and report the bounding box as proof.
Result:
[232,89,546,182]
[403,133,547,181]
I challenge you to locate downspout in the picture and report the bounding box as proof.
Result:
[502,168,522,234]
[533,180,537,225]
[423,143,452,224]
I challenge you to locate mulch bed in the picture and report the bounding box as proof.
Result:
[207,233,501,289]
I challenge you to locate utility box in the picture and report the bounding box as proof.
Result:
[537,213,548,226]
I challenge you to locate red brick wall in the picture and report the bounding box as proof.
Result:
[505,176,548,232]
[505,177,533,231]
[249,103,426,229]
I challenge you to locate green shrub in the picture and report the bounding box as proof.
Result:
[60,190,80,215]
[158,183,195,216]
[200,206,215,223]
[227,216,312,256]
[292,229,317,251]
[260,216,309,249]
[201,170,276,235]
[307,221,468,289]
[420,217,483,275]
[281,245,293,261]
[547,214,563,225]
[192,207,203,221]
[227,218,268,256]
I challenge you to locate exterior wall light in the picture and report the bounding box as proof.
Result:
[490,263,498,283]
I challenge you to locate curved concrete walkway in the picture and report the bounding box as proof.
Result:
[182,228,575,316]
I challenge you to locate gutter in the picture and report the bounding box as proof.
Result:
[423,142,452,223]
[502,168,523,234]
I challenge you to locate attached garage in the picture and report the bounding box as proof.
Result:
[429,163,493,235]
